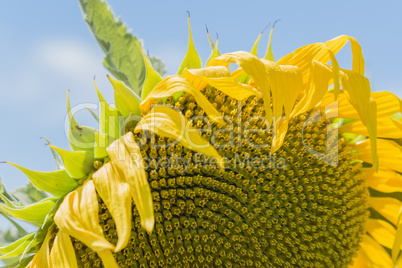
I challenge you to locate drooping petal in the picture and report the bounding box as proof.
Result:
[50,231,78,268]
[208,51,272,123]
[291,60,333,117]
[6,163,78,198]
[29,230,52,268]
[365,218,396,249]
[365,168,402,193]
[108,75,141,117]
[140,75,224,124]
[371,91,402,117]
[354,139,402,173]
[340,70,378,170]
[261,59,304,122]
[106,132,154,233]
[314,35,365,75]
[184,66,230,90]
[135,106,223,167]
[369,197,402,226]
[277,42,340,97]
[54,180,115,252]
[93,162,132,252]
[184,68,262,100]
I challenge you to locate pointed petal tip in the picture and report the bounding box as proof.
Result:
[186,10,190,18]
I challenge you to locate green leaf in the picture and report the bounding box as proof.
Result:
[7,163,78,198]
[10,183,47,206]
[141,49,162,100]
[79,0,145,94]
[0,198,56,226]
[67,91,96,152]
[107,75,141,117]
[0,255,33,268]
[49,145,94,179]
[86,107,100,122]
[177,14,202,75]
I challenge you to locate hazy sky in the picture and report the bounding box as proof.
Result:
[0,0,401,194]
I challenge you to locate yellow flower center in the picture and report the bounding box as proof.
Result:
[71,87,369,268]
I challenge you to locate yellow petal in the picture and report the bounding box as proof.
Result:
[393,211,402,263]
[354,139,402,173]
[291,60,333,117]
[365,168,402,193]
[106,132,154,233]
[50,231,78,268]
[54,180,115,252]
[261,59,304,122]
[315,35,364,75]
[97,250,119,268]
[340,116,402,139]
[184,66,230,90]
[93,162,132,252]
[340,70,378,170]
[369,197,402,226]
[135,106,223,167]
[350,246,370,268]
[359,235,394,268]
[30,230,52,268]
[140,75,224,125]
[277,42,340,97]
[184,67,262,101]
[371,91,402,117]
[271,118,289,152]
[208,51,272,123]
[365,219,396,249]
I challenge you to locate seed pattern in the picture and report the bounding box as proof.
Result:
[71,87,369,268]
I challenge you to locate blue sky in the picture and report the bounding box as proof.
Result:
[0,0,401,195]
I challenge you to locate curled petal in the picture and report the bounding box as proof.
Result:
[106,132,154,233]
[54,180,115,252]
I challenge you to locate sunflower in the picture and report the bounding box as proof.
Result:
[0,12,401,268]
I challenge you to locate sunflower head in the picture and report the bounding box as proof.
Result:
[1,5,402,268]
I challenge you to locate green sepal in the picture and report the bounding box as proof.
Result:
[0,197,56,226]
[86,107,100,122]
[177,14,202,75]
[94,131,109,159]
[94,81,122,142]
[205,27,221,67]
[67,91,96,152]
[6,163,78,198]
[79,0,146,94]
[0,255,33,268]
[48,145,94,179]
[41,137,63,170]
[0,233,34,259]
[264,20,279,61]
[141,49,162,100]
[107,75,141,117]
